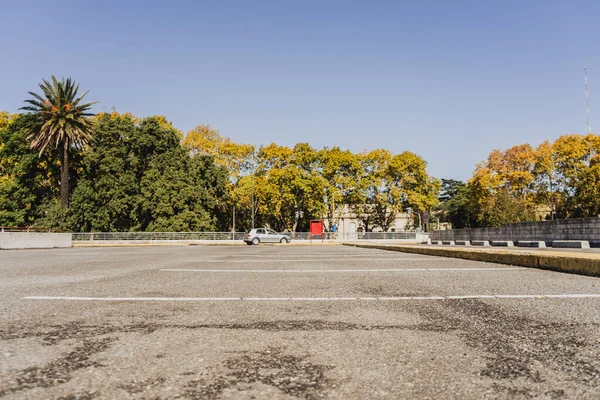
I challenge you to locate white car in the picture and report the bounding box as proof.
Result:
[243,228,291,245]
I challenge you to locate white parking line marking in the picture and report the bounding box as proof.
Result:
[193,258,441,262]
[160,268,522,273]
[56,253,102,256]
[251,255,400,258]
[23,294,600,302]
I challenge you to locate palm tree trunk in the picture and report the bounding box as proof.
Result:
[61,140,69,208]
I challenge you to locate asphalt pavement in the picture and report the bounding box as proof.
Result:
[1,245,599,399]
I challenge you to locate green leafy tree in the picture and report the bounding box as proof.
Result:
[386,152,440,230]
[68,112,140,231]
[183,125,255,230]
[264,143,326,232]
[20,76,96,208]
[477,187,535,227]
[225,142,328,232]
[352,150,439,231]
[351,149,391,232]
[140,151,229,231]
[0,114,37,225]
[436,179,472,229]
[69,113,230,232]
[317,147,363,229]
[0,113,63,226]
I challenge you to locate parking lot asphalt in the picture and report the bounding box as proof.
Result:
[1,245,599,399]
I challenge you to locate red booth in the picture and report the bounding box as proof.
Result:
[309,220,324,243]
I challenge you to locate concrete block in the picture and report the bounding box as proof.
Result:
[441,241,455,245]
[471,240,490,246]
[517,241,546,248]
[551,240,591,249]
[455,240,470,246]
[0,233,72,249]
[491,241,514,247]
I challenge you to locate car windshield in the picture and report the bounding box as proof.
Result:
[267,229,277,235]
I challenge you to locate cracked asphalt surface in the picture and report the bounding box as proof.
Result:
[1,245,599,399]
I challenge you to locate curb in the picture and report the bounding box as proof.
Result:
[344,243,600,277]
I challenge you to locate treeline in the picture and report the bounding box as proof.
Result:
[3,76,598,233]
[0,111,440,232]
[183,126,440,232]
[0,112,230,231]
[437,134,600,228]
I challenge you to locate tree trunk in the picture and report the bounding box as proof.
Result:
[61,140,69,208]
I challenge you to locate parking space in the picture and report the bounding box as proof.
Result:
[1,245,599,399]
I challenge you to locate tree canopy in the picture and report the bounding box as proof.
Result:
[460,133,600,227]
[68,113,230,232]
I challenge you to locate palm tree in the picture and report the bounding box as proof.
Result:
[20,76,96,208]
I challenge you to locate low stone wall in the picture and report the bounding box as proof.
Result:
[430,218,600,246]
[0,233,72,249]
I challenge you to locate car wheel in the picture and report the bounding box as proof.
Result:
[279,237,289,244]
[252,237,260,245]
[246,242,253,245]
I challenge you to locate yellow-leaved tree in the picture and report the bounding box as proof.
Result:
[183,125,255,230]
[468,144,537,227]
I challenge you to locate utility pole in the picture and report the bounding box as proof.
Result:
[251,151,256,229]
[251,175,255,228]
[585,63,591,133]
[331,190,335,230]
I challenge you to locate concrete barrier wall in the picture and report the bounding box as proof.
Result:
[0,233,72,249]
[430,217,600,244]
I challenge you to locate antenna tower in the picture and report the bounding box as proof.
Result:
[585,64,591,133]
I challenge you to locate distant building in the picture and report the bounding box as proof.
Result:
[535,205,553,221]
[324,205,413,237]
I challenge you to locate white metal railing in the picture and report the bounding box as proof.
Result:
[71,231,421,241]
[1,226,62,233]
[289,232,419,240]
[72,232,246,241]
[348,231,419,240]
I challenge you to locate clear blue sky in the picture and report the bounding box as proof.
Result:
[1,0,598,180]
